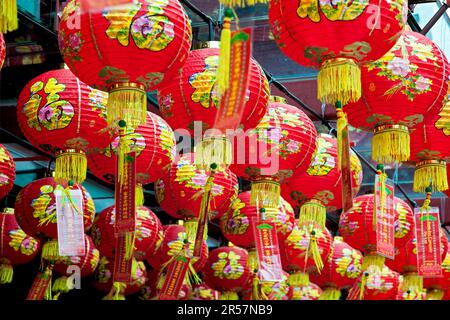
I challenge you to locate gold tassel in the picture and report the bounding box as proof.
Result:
[309,230,324,273]
[372,124,410,164]
[0,0,18,33]
[402,273,424,299]
[252,274,261,300]
[107,83,147,130]
[373,165,387,229]
[299,200,326,229]
[52,276,72,295]
[362,254,385,271]
[55,149,87,184]
[42,240,59,262]
[0,264,13,284]
[135,184,145,207]
[414,160,448,193]
[217,8,233,98]
[318,58,361,105]
[336,103,348,169]
[104,282,127,300]
[184,219,199,242]
[288,272,310,287]
[124,232,136,260]
[186,262,202,286]
[219,0,269,7]
[421,187,432,212]
[250,178,280,209]
[319,287,341,300]
[195,137,232,169]
[117,120,132,187]
[220,291,239,300]
[426,289,444,300]
[359,271,368,300]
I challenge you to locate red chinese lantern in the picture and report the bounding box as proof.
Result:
[188,284,221,300]
[155,153,238,222]
[220,191,295,248]
[203,246,252,300]
[0,208,41,284]
[14,177,96,239]
[290,280,322,300]
[59,0,192,129]
[423,250,450,300]
[0,144,15,200]
[348,265,400,300]
[93,256,147,298]
[139,268,192,300]
[230,97,317,208]
[310,236,363,300]
[345,31,449,164]
[91,205,163,261]
[0,33,5,68]
[269,0,407,106]
[16,68,111,184]
[87,111,176,188]
[242,271,293,301]
[281,133,363,221]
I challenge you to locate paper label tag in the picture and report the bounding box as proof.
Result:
[113,235,133,284]
[55,187,85,257]
[159,256,191,300]
[26,269,52,300]
[115,151,136,235]
[414,207,443,277]
[252,219,284,282]
[214,28,253,132]
[376,177,395,259]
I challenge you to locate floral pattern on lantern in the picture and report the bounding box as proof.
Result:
[348,265,400,300]
[0,144,15,200]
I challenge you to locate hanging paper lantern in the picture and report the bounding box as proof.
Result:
[344,31,449,164]
[93,256,147,297]
[269,0,407,105]
[0,33,6,69]
[281,133,363,215]
[157,42,269,135]
[220,191,295,248]
[140,268,190,300]
[188,284,221,300]
[91,205,162,261]
[310,236,363,300]
[242,270,292,301]
[230,97,317,208]
[348,265,400,300]
[14,177,96,239]
[0,144,15,200]
[203,246,252,300]
[59,0,192,129]
[16,68,111,184]
[423,250,450,300]
[87,111,176,187]
[155,153,238,221]
[290,280,322,300]
[0,208,40,284]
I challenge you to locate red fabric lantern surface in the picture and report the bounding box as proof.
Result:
[290,281,322,300]
[157,44,269,135]
[281,134,363,212]
[344,31,449,164]
[188,284,221,300]
[155,153,238,220]
[0,144,15,200]
[229,97,317,208]
[91,205,162,261]
[203,246,252,299]
[338,194,414,254]
[310,236,363,297]
[87,111,176,185]
[0,33,5,69]
[242,271,293,301]
[58,0,192,128]
[52,235,100,278]
[423,250,450,297]
[14,177,95,239]
[93,256,147,296]
[348,265,400,300]
[147,224,208,272]
[140,268,191,300]
[0,208,40,284]
[16,68,112,183]
[220,191,295,248]
[269,0,407,105]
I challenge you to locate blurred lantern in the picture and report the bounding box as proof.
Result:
[155,153,238,223]
[91,205,162,261]
[188,284,220,300]
[93,256,147,299]
[14,177,95,239]
[203,246,252,300]
[220,191,295,248]
[0,144,15,200]
[16,68,111,184]
[345,31,449,164]
[0,0,18,33]
[230,96,317,208]
[269,0,407,106]
[281,134,363,222]
[242,270,292,301]
[87,111,176,188]
[348,265,400,300]
[310,236,363,300]
[290,281,322,300]
[0,208,40,284]
[423,250,450,300]
[59,0,192,129]
[0,33,5,68]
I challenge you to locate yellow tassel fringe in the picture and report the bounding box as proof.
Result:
[372,125,410,164]
[220,291,239,300]
[414,161,448,193]
[124,232,136,260]
[252,274,261,300]
[426,289,444,300]
[362,254,385,271]
[250,179,280,208]
[402,274,423,295]
[319,287,341,300]
[317,58,361,105]
[42,240,59,262]
[219,0,269,7]
[288,272,310,287]
[195,136,232,169]
[299,200,326,229]
[217,9,232,97]
[336,106,348,169]
[0,0,18,33]
[135,184,145,207]
[107,85,147,130]
[104,282,127,300]
[55,149,87,184]
[0,264,13,284]
[52,276,72,294]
